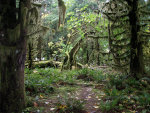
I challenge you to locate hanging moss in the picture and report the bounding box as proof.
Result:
[58,0,66,28]
[32,2,42,8]
[21,2,28,28]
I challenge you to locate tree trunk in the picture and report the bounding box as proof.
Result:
[0,0,30,112]
[0,41,26,113]
[86,50,89,64]
[28,42,33,69]
[62,39,82,70]
[128,0,144,78]
[95,38,100,65]
[37,36,42,61]
[86,41,89,64]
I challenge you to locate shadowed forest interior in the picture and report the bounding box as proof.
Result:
[0,0,150,113]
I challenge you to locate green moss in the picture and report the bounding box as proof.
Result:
[58,0,66,27]
[30,7,39,23]
[7,24,20,43]
[58,0,65,6]
[0,46,16,63]
[21,3,28,28]
[32,2,42,8]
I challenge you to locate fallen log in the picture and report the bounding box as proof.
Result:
[26,60,62,68]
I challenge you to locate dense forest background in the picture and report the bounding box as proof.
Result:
[0,0,150,113]
[26,0,150,74]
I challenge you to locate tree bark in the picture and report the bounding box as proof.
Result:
[0,40,26,113]
[95,38,100,65]
[86,40,89,64]
[0,0,30,112]
[28,42,33,69]
[128,0,144,78]
[37,36,42,61]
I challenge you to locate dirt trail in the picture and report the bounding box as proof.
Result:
[34,82,103,113]
[77,86,102,113]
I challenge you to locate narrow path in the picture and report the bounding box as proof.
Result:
[33,81,104,113]
[77,87,102,113]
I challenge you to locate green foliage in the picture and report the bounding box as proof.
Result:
[48,37,67,61]
[100,97,122,112]
[25,68,81,95]
[56,94,85,113]
[25,96,34,108]
[24,67,150,113]
[100,85,125,111]
[106,74,126,89]
[25,0,150,111]
[100,74,150,112]
[25,70,55,95]
[77,68,106,82]
[25,67,107,95]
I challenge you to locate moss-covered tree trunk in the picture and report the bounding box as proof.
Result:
[92,41,95,62]
[37,36,42,61]
[27,42,34,69]
[0,0,30,112]
[58,0,66,28]
[85,40,89,64]
[88,41,95,64]
[68,39,82,69]
[0,40,26,113]
[62,39,83,70]
[95,38,100,65]
[128,0,144,78]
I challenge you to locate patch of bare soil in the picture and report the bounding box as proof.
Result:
[77,74,94,81]
[76,87,102,113]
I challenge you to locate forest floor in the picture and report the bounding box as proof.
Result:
[30,80,104,113]
[24,68,150,113]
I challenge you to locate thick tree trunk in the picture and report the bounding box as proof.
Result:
[0,0,30,112]
[128,0,144,78]
[0,41,26,113]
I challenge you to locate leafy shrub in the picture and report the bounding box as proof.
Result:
[77,68,106,82]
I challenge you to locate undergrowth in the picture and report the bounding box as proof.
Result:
[55,94,85,113]
[25,68,106,95]
[24,67,150,113]
[25,68,79,95]
[100,74,150,113]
